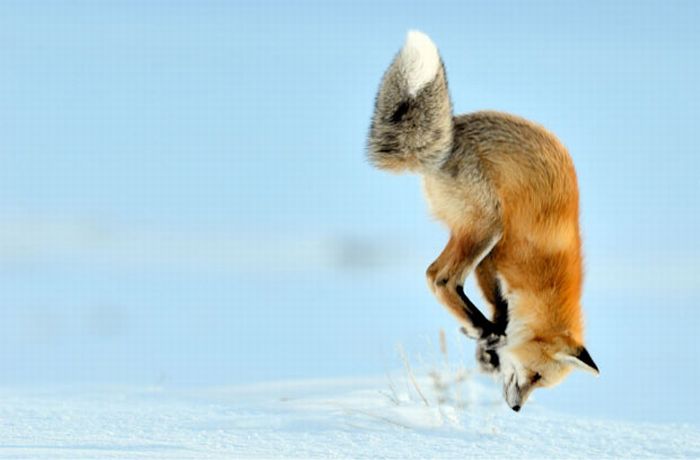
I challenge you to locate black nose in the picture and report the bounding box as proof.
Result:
[511,405,521,412]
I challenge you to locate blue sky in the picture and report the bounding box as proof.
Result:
[0,1,698,423]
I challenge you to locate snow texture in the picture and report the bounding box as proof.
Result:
[0,375,697,459]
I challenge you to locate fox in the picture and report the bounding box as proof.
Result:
[367,31,599,411]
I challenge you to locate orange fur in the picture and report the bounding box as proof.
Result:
[421,112,594,407]
[472,111,585,345]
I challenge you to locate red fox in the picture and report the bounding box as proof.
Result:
[367,31,598,411]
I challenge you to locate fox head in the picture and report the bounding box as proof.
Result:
[496,335,598,411]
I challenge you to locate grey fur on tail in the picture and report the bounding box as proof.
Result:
[367,31,454,173]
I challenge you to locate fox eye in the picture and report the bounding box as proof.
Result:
[531,372,542,384]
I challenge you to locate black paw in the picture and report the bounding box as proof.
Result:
[475,333,505,374]
[476,343,500,373]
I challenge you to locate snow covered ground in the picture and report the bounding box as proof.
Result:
[1,373,698,459]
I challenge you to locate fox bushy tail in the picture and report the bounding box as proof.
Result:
[367,31,454,173]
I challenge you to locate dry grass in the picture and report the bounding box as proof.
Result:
[384,329,476,412]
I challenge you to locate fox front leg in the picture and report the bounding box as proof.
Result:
[455,284,507,373]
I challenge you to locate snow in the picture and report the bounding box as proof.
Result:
[1,374,698,459]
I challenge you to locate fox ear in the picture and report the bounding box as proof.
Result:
[555,346,599,376]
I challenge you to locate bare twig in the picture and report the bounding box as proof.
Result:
[397,344,429,407]
[384,370,400,405]
[378,389,400,405]
[439,328,449,367]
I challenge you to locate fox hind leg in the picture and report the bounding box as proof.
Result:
[426,230,501,339]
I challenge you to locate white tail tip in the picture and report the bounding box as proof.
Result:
[400,30,440,97]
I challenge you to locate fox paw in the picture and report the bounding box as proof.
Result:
[476,343,500,373]
[475,334,505,373]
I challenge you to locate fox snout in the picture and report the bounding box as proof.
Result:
[503,371,531,412]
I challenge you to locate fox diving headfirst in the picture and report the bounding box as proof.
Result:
[367,31,598,411]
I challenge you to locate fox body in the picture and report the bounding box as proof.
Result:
[367,31,598,411]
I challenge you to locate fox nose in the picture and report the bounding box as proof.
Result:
[511,405,521,412]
